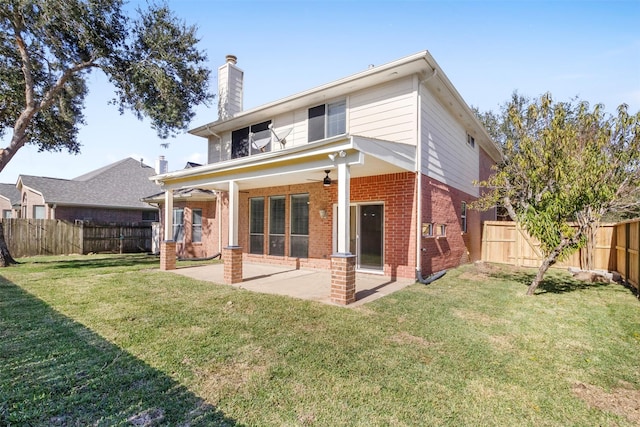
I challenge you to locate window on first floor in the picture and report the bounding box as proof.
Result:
[308,99,346,142]
[249,197,265,254]
[461,201,467,233]
[192,208,202,243]
[33,205,45,219]
[173,208,184,242]
[269,196,285,256]
[289,194,309,258]
[3,210,12,219]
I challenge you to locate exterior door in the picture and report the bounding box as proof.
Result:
[358,204,383,270]
[336,203,384,271]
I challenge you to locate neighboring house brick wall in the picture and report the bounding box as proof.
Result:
[21,188,46,219]
[54,206,154,223]
[0,198,14,218]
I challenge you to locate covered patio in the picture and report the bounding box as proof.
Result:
[167,262,417,307]
[152,135,418,305]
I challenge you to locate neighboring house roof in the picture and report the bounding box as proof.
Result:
[0,183,21,208]
[17,157,160,210]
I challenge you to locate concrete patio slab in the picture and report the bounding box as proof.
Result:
[167,262,416,306]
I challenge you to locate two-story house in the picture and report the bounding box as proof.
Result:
[150,51,500,304]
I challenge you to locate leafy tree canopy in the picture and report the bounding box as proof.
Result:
[0,0,212,171]
[474,92,640,295]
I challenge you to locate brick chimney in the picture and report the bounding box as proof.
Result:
[218,54,243,120]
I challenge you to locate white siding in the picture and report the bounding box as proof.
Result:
[420,85,479,196]
[349,76,417,145]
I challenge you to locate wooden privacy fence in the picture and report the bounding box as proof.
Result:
[482,220,640,291]
[1,219,152,257]
[615,219,639,291]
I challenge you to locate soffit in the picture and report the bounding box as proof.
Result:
[153,136,416,192]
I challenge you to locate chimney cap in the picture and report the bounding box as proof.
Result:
[225,54,237,65]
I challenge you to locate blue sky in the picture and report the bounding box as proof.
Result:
[2,0,638,183]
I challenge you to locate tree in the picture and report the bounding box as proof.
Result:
[0,0,212,266]
[474,92,640,295]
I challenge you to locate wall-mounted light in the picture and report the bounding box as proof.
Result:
[323,170,332,187]
[327,150,346,161]
[319,209,327,219]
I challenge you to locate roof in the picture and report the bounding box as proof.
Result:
[188,50,500,162]
[17,157,160,210]
[0,183,21,206]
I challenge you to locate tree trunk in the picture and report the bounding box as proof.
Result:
[0,222,18,266]
[527,251,559,295]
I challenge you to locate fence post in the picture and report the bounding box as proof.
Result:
[625,222,630,286]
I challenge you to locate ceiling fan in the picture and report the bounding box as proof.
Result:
[307,170,336,186]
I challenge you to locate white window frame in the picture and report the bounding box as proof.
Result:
[172,208,184,242]
[289,193,309,258]
[308,99,347,142]
[467,133,475,148]
[192,208,202,243]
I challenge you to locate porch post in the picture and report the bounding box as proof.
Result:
[331,162,356,304]
[224,180,242,284]
[336,162,350,254]
[160,189,176,271]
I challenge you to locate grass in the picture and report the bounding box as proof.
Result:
[1,254,639,426]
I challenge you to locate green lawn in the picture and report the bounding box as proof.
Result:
[1,254,639,426]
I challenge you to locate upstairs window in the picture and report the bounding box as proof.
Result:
[308,99,346,142]
[232,120,272,159]
[467,133,475,148]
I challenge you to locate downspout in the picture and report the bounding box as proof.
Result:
[217,191,222,254]
[415,66,438,281]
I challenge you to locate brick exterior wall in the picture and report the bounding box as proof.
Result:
[161,168,495,280]
[237,172,417,278]
[162,200,220,259]
[54,206,157,223]
[418,156,496,276]
[238,182,333,270]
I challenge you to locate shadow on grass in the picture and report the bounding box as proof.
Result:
[0,276,237,426]
[27,254,160,270]
[488,268,614,294]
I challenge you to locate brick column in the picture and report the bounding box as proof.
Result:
[330,254,357,305]
[223,246,243,284]
[160,241,176,271]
